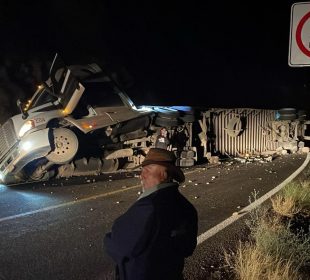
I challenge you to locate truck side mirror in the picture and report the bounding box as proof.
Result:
[16,99,29,120]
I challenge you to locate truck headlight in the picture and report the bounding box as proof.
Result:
[19,120,35,137]
[20,141,33,151]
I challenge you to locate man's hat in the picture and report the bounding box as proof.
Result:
[142,148,185,183]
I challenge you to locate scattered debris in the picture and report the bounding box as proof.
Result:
[209,156,219,164]
[233,154,274,164]
[301,147,310,153]
[265,169,277,174]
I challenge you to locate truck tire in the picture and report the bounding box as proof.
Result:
[157,109,180,118]
[101,159,119,173]
[46,128,79,164]
[30,169,55,181]
[180,113,196,122]
[297,110,307,120]
[278,114,296,120]
[278,108,296,115]
[155,116,181,127]
[278,108,297,120]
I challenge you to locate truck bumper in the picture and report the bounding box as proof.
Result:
[0,129,51,182]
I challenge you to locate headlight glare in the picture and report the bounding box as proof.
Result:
[20,141,33,151]
[19,120,35,137]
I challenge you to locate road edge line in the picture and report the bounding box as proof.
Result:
[197,153,310,245]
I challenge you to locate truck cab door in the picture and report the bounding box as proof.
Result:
[49,54,85,115]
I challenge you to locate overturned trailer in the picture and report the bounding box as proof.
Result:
[0,56,308,184]
[199,108,309,158]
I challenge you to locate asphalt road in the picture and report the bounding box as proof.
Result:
[0,153,307,280]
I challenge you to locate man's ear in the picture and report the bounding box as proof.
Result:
[161,168,169,182]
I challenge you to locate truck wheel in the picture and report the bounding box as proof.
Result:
[278,108,296,115]
[29,169,54,181]
[278,108,296,120]
[46,128,79,164]
[101,159,119,173]
[180,113,196,122]
[155,116,181,127]
[157,110,180,118]
[297,110,307,120]
[278,114,296,120]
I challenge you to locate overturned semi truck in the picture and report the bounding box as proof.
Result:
[0,56,309,184]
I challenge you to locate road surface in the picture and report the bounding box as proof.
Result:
[0,153,307,280]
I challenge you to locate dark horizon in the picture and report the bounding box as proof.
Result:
[0,1,310,111]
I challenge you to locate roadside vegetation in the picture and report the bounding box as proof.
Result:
[224,171,310,279]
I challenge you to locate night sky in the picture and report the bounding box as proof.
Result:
[0,0,310,112]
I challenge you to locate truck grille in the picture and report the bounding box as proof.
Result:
[0,119,18,160]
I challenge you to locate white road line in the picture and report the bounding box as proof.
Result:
[197,153,310,245]
[0,184,141,223]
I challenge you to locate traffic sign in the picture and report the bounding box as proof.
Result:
[289,2,310,66]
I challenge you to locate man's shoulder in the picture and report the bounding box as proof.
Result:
[130,195,156,211]
[152,184,195,207]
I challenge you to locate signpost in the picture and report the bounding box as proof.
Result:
[289,2,310,66]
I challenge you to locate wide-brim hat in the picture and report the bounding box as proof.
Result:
[142,148,185,183]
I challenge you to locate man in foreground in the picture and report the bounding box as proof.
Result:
[104,148,198,280]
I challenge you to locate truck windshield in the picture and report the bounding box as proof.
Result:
[28,88,59,110]
[82,82,126,107]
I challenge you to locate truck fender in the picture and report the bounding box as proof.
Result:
[14,128,52,173]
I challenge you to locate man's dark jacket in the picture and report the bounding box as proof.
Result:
[104,183,198,280]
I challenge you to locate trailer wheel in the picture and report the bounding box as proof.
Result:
[180,113,196,122]
[297,110,307,120]
[278,114,296,120]
[46,128,79,164]
[155,116,181,127]
[278,108,296,115]
[157,110,180,118]
[278,108,296,120]
[101,159,119,173]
